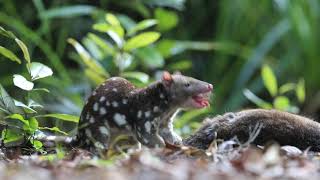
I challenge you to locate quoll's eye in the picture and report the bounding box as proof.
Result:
[185,83,190,87]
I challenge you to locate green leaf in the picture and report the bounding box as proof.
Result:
[0,26,16,39]
[1,129,24,145]
[155,8,178,31]
[279,83,296,94]
[121,72,149,84]
[156,40,216,58]
[128,19,158,36]
[84,69,106,85]
[40,5,96,19]
[14,38,31,66]
[135,47,164,69]
[28,99,43,108]
[5,114,29,129]
[167,60,192,71]
[243,89,273,109]
[0,84,23,114]
[38,127,68,135]
[31,139,43,150]
[105,13,120,26]
[0,46,21,64]
[36,114,79,123]
[30,62,53,81]
[14,100,37,113]
[87,33,115,56]
[124,32,161,51]
[92,23,112,32]
[175,109,209,129]
[296,79,305,103]
[29,117,39,132]
[92,24,124,45]
[261,65,278,97]
[273,96,290,111]
[13,74,34,91]
[68,38,108,77]
[98,14,125,38]
[32,88,50,93]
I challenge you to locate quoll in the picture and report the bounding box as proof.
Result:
[76,71,213,155]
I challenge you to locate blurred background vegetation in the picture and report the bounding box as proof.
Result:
[0,0,319,138]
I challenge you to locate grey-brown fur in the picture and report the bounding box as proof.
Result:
[183,109,320,151]
[76,72,212,155]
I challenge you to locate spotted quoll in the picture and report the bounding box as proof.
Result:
[76,71,213,155]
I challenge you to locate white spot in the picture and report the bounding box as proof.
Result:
[153,106,159,112]
[113,113,127,126]
[137,111,142,118]
[99,107,107,115]
[89,117,95,123]
[153,117,160,123]
[160,93,164,99]
[145,111,151,118]
[144,121,151,134]
[99,126,109,135]
[143,138,149,143]
[104,88,109,91]
[111,77,117,81]
[125,125,131,130]
[85,129,92,137]
[85,113,90,120]
[112,101,119,107]
[106,101,110,106]
[93,102,99,111]
[112,88,118,92]
[92,91,97,96]
[122,99,128,104]
[99,96,106,102]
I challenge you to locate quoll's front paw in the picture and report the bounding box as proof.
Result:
[161,131,182,145]
[171,134,183,145]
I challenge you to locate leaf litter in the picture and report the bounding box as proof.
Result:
[1,139,320,180]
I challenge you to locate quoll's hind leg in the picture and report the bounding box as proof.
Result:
[158,115,182,146]
[83,125,110,156]
[135,121,165,148]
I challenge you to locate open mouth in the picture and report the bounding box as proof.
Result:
[191,92,211,108]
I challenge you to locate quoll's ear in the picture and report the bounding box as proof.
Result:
[162,71,173,86]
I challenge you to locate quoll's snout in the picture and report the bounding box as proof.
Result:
[208,84,213,91]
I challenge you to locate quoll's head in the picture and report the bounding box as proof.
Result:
[161,71,213,109]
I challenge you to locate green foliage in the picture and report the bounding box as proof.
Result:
[0,26,78,151]
[155,8,178,31]
[244,64,305,113]
[0,0,318,157]
[261,65,278,97]
[69,13,162,85]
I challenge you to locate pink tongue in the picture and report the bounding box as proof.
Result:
[193,96,209,107]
